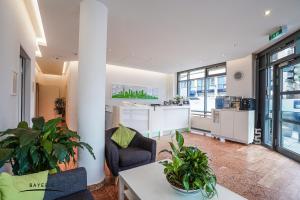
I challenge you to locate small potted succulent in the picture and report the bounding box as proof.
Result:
[160,131,217,198]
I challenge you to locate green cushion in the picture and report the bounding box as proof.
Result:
[0,170,48,200]
[111,125,136,148]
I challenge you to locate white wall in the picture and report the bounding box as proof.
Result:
[35,73,66,121]
[0,0,37,130]
[106,64,172,105]
[226,55,254,98]
[191,116,212,131]
[36,73,66,97]
[64,62,173,131]
[65,55,255,133]
[37,85,60,121]
[65,62,78,131]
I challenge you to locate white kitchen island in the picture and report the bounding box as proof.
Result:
[112,104,191,137]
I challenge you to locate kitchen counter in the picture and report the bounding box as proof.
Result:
[112,105,191,137]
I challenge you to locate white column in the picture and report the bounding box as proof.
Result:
[78,0,107,185]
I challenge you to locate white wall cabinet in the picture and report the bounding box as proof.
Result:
[212,109,254,144]
[233,111,255,142]
[220,110,234,139]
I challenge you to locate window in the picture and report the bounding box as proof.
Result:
[178,72,188,81]
[206,75,227,115]
[270,45,295,62]
[208,66,226,76]
[178,81,188,97]
[190,69,205,79]
[189,79,205,113]
[177,63,226,117]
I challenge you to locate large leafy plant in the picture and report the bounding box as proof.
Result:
[160,131,217,198]
[0,117,95,175]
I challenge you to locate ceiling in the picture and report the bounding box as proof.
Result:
[37,0,300,75]
[36,57,64,74]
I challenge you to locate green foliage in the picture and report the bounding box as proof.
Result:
[112,89,158,99]
[160,131,217,199]
[174,95,183,103]
[54,98,66,115]
[0,117,95,175]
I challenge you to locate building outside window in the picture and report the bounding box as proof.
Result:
[178,72,188,97]
[177,63,226,117]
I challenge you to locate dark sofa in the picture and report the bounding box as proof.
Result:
[105,127,156,176]
[44,167,93,200]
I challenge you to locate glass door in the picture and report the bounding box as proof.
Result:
[20,56,26,121]
[264,66,274,146]
[277,61,300,160]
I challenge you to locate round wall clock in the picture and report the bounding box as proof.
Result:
[234,71,243,80]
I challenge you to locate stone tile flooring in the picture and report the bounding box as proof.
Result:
[92,133,300,200]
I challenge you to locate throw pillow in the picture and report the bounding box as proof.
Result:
[0,170,48,200]
[111,125,136,148]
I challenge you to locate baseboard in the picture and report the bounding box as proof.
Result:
[191,127,211,133]
[87,179,106,191]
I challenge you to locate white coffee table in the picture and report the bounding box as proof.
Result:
[119,161,247,200]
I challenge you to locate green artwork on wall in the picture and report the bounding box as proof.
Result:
[112,84,159,99]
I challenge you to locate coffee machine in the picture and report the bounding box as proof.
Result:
[240,98,256,110]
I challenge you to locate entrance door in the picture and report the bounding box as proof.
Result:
[277,60,300,161]
[19,56,26,121]
[265,67,274,146]
[19,47,30,122]
[259,66,274,148]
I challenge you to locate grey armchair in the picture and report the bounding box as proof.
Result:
[105,127,156,176]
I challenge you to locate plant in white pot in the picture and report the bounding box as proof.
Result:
[160,131,217,198]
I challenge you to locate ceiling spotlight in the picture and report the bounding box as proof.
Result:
[265,10,271,16]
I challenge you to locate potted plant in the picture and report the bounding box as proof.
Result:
[54,98,66,120]
[0,117,95,175]
[174,95,183,105]
[160,131,217,198]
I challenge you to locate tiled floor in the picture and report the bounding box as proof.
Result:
[92,133,300,200]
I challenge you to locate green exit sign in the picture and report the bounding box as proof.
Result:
[269,25,288,41]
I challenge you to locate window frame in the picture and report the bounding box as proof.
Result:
[177,62,226,117]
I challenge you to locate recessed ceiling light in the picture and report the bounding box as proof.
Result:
[265,10,271,16]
